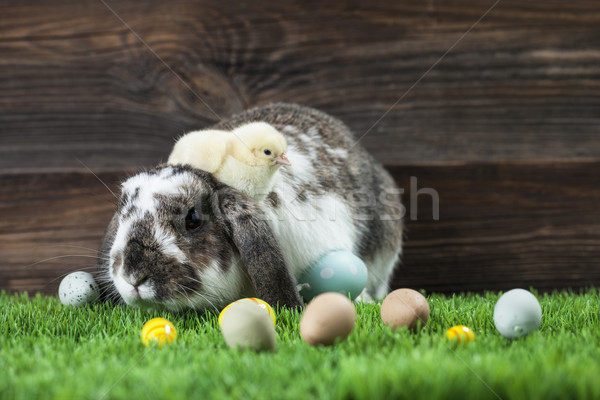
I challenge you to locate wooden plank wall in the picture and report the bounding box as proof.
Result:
[1,0,599,295]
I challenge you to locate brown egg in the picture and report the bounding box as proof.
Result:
[380,288,430,332]
[300,292,356,346]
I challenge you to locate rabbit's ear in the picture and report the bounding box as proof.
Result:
[211,186,304,309]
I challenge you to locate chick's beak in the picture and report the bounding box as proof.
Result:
[273,153,291,166]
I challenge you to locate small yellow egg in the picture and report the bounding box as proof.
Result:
[219,298,276,326]
[141,318,177,348]
[445,325,476,344]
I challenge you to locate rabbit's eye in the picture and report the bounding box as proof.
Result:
[263,149,272,156]
[185,208,202,231]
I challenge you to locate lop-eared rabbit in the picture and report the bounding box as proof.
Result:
[97,103,403,311]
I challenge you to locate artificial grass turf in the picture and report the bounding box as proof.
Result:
[1,289,599,400]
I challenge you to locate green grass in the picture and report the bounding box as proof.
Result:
[2,289,600,400]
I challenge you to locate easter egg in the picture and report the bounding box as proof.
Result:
[300,292,356,346]
[141,318,177,348]
[380,288,430,332]
[58,271,100,307]
[445,325,476,344]
[219,300,277,351]
[493,288,542,339]
[298,250,368,302]
[218,298,276,326]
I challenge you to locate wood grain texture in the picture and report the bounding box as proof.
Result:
[0,170,129,293]
[1,0,599,171]
[390,160,600,292]
[1,1,599,295]
[1,161,598,295]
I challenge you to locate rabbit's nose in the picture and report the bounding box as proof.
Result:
[124,274,149,288]
[133,275,149,287]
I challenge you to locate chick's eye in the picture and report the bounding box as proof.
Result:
[263,149,272,156]
[185,207,202,231]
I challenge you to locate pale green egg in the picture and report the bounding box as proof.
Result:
[299,250,368,302]
[493,288,542,339]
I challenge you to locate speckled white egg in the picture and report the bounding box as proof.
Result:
[58,271,100,307]
[298,250,368,302]
[493,288,542,339]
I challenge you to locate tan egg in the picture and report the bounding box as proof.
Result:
[380,288,430,332]
[300,292,356,346]
[220,300,277,352]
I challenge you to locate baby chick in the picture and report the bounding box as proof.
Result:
[168,122,291,200]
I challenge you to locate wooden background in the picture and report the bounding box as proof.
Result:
[1,0,599,296]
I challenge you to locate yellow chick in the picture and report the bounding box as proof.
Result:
[168,122,291,200]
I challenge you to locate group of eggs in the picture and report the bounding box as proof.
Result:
[141,287,543,350]
[442,288,544,343]
[58,252,543,349]
[380,287,543,343]
[140,294,356,351]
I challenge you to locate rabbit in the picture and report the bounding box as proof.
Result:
[97,103,403,312]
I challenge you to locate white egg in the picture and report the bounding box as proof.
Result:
[493,288,542,339]
[58,271,100,307]
[220,300,277,351]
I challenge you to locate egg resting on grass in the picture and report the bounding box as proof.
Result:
[141,318,177,348]
[298,250,368,302]
[380,288,430,332]
[218,298,276,326]
[445,325,476,344]
[493,288,542,339]
[219,300,277,351]
[58,271,100,307]
[300,292,356,346]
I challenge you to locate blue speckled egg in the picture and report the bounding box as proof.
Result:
[298,250,368,302]
[58,271,100,307]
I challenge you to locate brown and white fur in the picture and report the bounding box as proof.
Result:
[97,103,403,311]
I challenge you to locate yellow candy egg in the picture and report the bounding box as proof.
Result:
[141,318,177,348]
[219,298,276,326]
[445,325,476,344]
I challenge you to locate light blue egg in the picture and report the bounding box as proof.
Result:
[298,250,368,302]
